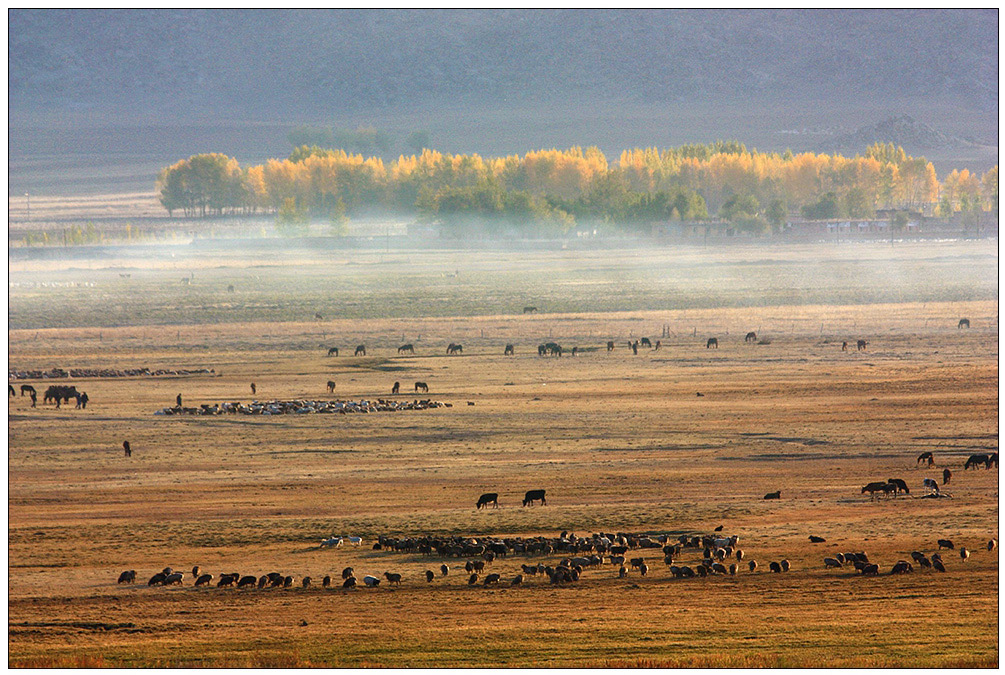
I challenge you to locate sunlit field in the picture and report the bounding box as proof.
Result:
[8,238,998,667]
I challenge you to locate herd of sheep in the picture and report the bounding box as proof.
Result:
[154,398,449,416]
[8,367,215,380]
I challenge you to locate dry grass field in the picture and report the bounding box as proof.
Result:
[7,240,999,667]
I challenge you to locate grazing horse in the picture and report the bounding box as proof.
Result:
[988,452,999,469]
[958,318,970,329]
[607,341,615,352]
[327,347,339,357]
[745,331,757,343]
[446,343,463,354]
[504,344,514,356]
[857,339,867,351]
[923,478,940,495]
[414,381,429,393]
[327,380,336,393]
[398,344,414,354]
[965,454,990,470]
[640,337,652,348]
[523,306,538,314]
[538,344,547,356]
[886,478,910,495]
[943,468,952,485]
[20,384,36,397]
[476,493,499,509]
[522,489,546,507]
[706,337,718,349]
[544,342,562,357]
[391,381,400,394]
[354,345,366,356]
[917,451,934,467]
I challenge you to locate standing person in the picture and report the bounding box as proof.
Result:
[251,382,256,395]
[176,393,182,407]
[123,440,131,457]
[29,391,36,408]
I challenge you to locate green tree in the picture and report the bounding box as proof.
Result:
[276,197,309,236]
[766,199,787,227]
[801,192,840,220]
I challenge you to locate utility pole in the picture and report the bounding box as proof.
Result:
[25,192,30,221]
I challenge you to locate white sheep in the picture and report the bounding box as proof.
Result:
[348,536,363,546]
[363,575,380,587]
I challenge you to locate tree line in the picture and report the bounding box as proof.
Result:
[156,142,998,234]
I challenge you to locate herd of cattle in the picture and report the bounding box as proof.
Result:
[120,525,996,593]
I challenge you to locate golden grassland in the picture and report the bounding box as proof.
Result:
[7,245,999,668]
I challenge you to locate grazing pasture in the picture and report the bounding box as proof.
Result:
[7,240,998,667]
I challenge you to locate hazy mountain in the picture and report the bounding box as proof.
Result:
[9,9,998,123]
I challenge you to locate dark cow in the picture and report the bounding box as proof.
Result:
[965,453,990,470]
[447,343,463,355]
[354,345,366,356]
[917,451,934,466]
[522,489,546,507]
[745,331,757,343]
[523,306,538,314]
[958,318,970,329]
[706,337,718,349]
[640,337,652,348]
[943,468,952,485]
[327,347,339,357]
[391,381,400,394]
[809,535,826,543]
[607,341,615,352]
[476,493,499,509]
[504,344,515,355]
[857,339,867,351]
[342,576,357,589]
[398,344,414,354]
[327,380,336,393]
[763,491,781,500]
[886,478,910,495]
[989,453,999,468]
[414,381,429,393]
[937,539,955,550]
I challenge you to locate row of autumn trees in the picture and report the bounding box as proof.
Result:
[157,141,998,234]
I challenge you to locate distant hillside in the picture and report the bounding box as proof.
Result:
[815,115,992,155]
[9,9,998,123]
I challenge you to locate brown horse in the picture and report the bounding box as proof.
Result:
[354,345,366,356]
[327,347,339,357]
[415,381,429,393]
[857,340,867,351]
[706,337,718,349]
[745,331,757,343]
[917,451,934,466]
[504,344,514,355]
[398,344,414,354]
[391,381,400,394]
[958,318,970,329]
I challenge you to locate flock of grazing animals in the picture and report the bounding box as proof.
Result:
[859,452,997,500]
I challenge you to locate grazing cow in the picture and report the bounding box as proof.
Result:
[302,577,312,588]
[483,573,501,586]
[748,560,758,572]
[809,535,826,543]
[511,574,523,586]
[763,491,781,500]
[283,576,294,588]
[887,478,910,495]
[194,574,213,587]
[932,558,946,573]
[425,570,435,583]
[354,345,366,356]
[216,574,237,588]
[341,567,354,579]
[123,440,131,457]
[917,451,935,466]
[989,453,999,468]
[640,338,652,348]
[943,468,952,485]
[398,344,414,354]
[923,478,940,495]
[391,381,400,394]
[327,347,339,357]
[862,481,892,498]
[258,576,269,589]
[347,536,362,546]
[117,570,137,584]
[937,539,954,550]
[522,489,547,507]
[857,339,867,351]
[414,381,429,393]
[607,341,615,352]
[523,306,538,314]
[745,331,757,343]
[236,575,257,588]
[706,337,718,349]
[965,454,990,470]
[468,573,479,585]
[989,539,997,551]
[543,342,563,357]
[383,572,402,586]
[476,493,499,509]
[958,318,970,329]
[861,564,880,576]
[192,566,200,578]
[326,380,336,393]
[504,344,515,356]
[571,346,579,356]
[890,560,914,575]
[618,566,627,578]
